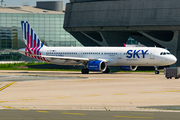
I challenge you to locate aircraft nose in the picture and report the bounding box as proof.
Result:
[168,55,177,64]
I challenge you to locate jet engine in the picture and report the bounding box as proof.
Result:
[88,60,107,72]
[120,66,138,71]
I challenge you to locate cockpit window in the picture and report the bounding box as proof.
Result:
[160,52,171,55]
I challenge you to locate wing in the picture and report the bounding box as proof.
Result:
[40,55,106,62]
[41,55,90,62]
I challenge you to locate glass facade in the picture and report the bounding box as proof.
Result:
[0,13,83,61]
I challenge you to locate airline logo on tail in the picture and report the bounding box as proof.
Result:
[21,21,49,62]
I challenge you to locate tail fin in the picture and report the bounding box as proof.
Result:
[123,43,126,47]
[21,21,48,62]
[21,21,45,50]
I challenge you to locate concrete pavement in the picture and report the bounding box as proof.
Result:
[0,70,180,119]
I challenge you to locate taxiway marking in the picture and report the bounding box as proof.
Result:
[114,93,127,95]
[0,81,16,91]
[19,109,29,111]
[132,113,154,115]
[4,106,14,109]
[37,111,49,113]
[0,101,7,103]
[141,90,180,94]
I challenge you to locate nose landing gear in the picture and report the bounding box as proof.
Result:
[154,66,159,74]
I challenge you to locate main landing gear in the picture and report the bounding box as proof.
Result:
[103,68,110,73]
[81,68,89,74]
[154,66,159,74]
[81,67,110,74]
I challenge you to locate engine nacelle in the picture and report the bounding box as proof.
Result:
[120,66,138,71]
[88,60,107,72]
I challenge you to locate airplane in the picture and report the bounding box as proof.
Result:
[19,21,177,74]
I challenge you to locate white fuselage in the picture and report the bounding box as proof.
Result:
[20,21,177,74]
[32,46,176,67]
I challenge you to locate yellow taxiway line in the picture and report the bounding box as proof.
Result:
[4,106,14,109]
[114,93,127,95]
[0,101,7,103]
[141,90,180,94]
[37,111,49,113]
[0,81,16,91]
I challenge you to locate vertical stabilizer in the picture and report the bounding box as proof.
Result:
[21,21,45,50]
[123,43,126,47]
[21,21,47,61]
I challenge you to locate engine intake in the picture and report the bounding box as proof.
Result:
[88,60,107,72]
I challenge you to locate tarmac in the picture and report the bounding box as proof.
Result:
[0,70,180,119]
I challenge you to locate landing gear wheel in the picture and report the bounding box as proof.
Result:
[155,71,159,74]
[103,68,110,73]
[81,68,89,74]
[154,66,159,74]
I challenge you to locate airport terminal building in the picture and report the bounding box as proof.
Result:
[0,1,83,61]
[64,0,180,66]
[0,0,140,62]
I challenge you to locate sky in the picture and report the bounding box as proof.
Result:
[1,0,69,6]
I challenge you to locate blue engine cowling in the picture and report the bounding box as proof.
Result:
[88,60,107,72]
[120,66,138,71]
